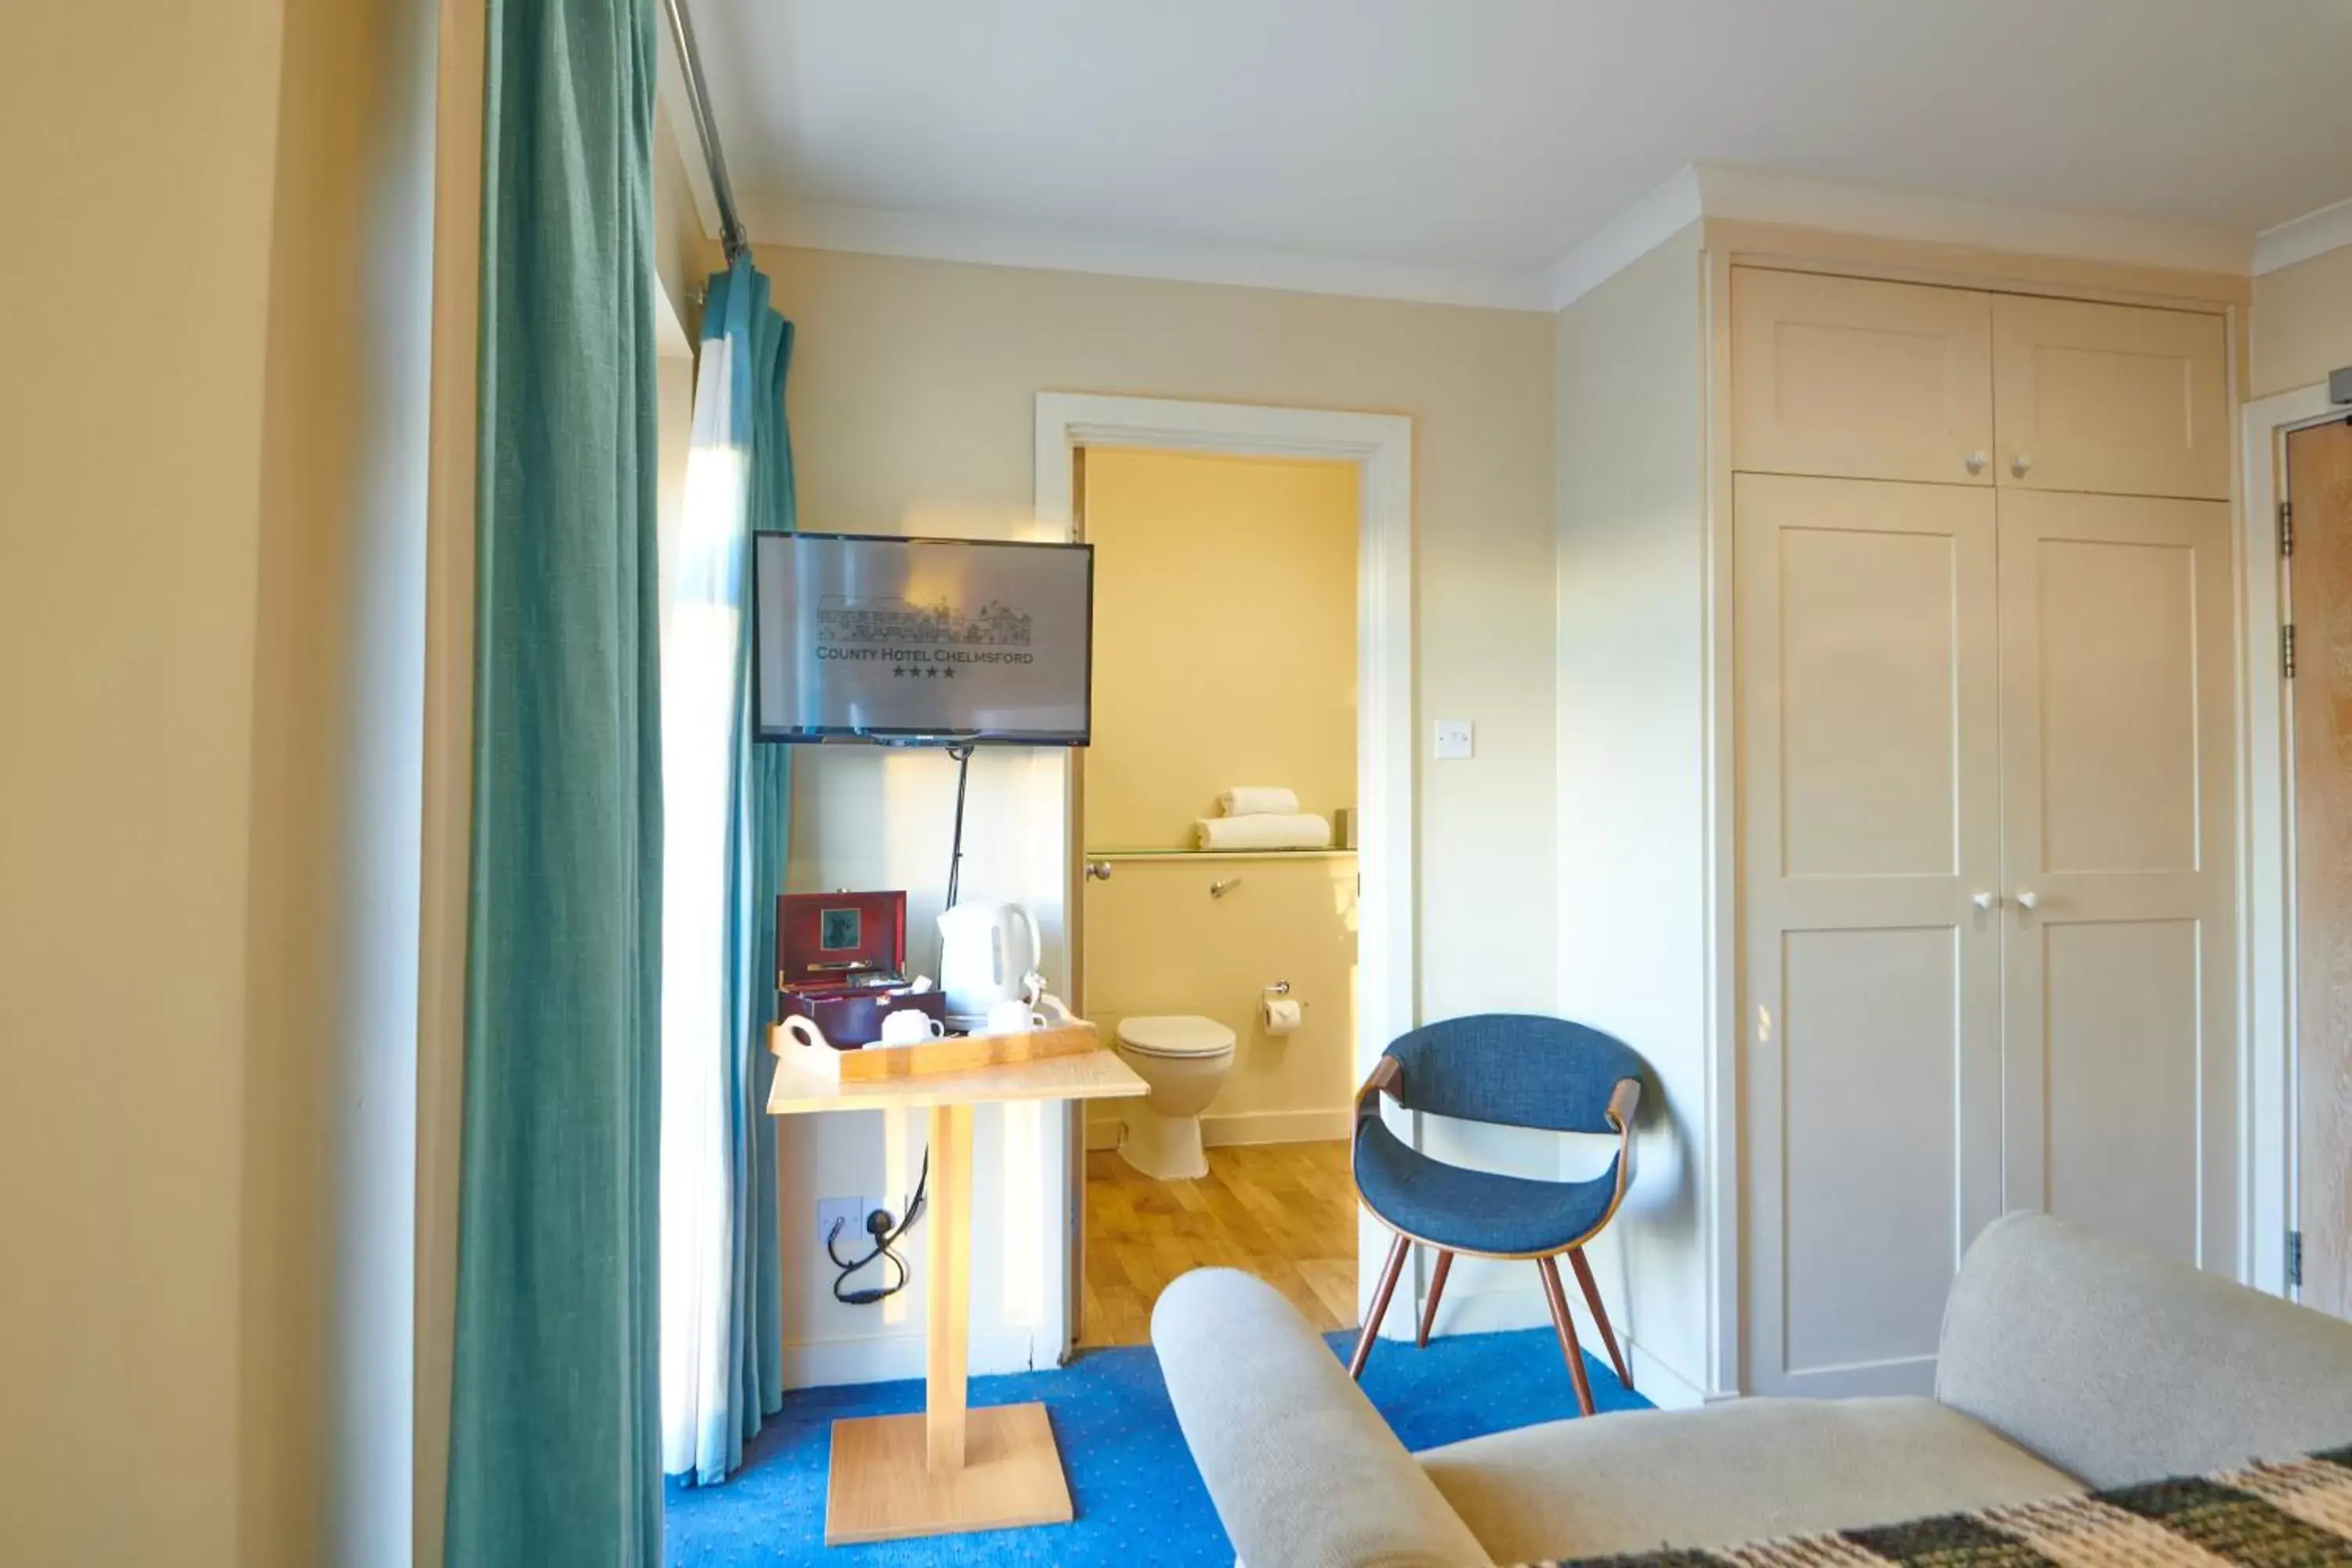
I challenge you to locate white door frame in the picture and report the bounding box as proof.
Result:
[2241,380,2349,1299]
[1033,392,1417,1351]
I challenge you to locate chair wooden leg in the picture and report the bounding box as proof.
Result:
[1566,1246,1633,1392]
[1348,1232,1411,1381]
[1415,1250,1454,1348]
[1536,1254,1597,1417]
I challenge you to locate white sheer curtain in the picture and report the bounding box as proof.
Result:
[658,291,753,1484]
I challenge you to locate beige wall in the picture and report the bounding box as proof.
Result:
[2252,244,2352,399]
[0,5,285,1560]
[764,248,1559,1020]
[1,0,433,1562]
[1083,448,1359,848]
[654,107,720,335]
[1553,223,1713,1403]
[762,243,1558,1380]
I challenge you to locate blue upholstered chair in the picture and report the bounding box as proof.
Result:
[1348,1013,1645,1415]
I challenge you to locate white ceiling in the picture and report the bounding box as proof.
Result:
[684,0,2352,307]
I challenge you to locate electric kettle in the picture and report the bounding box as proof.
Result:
[936,901,1043,1026]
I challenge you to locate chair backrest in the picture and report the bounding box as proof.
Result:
[1382,1013,1642,1134]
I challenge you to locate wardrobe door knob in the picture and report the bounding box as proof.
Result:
[1972,891,1999,911]
[2010,454,2034,477]
[1964,451,1989,475]
[2015,890,2041,911]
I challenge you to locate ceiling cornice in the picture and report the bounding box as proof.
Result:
[676,158,2285,318]
[1694,164,2253,275]
[1548,163,2257,311]
[739,197,1555,313]
[2255,196,2352,276]
[1545,167,1703,311]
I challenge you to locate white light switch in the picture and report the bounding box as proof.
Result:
[1433,720,1475,760]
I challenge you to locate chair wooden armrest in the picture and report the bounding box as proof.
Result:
[1353,1055,1401,1120]
[1606,1076,1641,1136]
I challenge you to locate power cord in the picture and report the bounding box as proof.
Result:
[828,1146,930,1306]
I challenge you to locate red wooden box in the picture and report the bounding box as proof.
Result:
[779,890,908,985]
[776,891,944,1048]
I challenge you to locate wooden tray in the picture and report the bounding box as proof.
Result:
[771,1021,1104,1083]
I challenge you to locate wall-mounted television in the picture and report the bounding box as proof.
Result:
[753,532,1094,746]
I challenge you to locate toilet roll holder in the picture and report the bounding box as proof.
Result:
[1260,980,1305,1034]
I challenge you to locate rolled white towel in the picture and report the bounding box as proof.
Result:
[1217,786,1299,817]
[1195,813,1331,851]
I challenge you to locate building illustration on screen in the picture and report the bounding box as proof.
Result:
[817,594,1032,648]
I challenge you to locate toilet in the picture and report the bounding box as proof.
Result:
[1110,1014,1237,1180]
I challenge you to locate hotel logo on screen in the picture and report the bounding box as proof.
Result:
[815,594,1038,675]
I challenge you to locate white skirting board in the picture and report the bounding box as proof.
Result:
[1409,1279,1549,1338]
[1406,1279,1715,1411]
[1084,1106,1352,1152]
[1624,1338,1712,1410]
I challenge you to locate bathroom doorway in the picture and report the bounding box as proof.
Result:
[1068,445,1364,1348]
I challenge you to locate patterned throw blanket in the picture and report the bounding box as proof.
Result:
[1529,1446,2352,1566]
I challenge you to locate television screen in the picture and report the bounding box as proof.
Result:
[753,532,1093,745]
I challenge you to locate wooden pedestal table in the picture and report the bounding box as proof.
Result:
[766,1044,1147,1546]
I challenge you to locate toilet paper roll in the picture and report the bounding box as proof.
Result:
[1261,996,1303,1036]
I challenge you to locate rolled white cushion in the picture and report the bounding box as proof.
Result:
[1195,813,1331,851]
[1216,786,1298,817]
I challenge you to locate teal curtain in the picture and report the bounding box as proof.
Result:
[445,0,663,1559]
[660,255,793,1484]
[738,270,794,1456]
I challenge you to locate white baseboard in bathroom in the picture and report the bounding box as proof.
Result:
[1201,1108,1352,1148]
[1084,1106,1352,1155]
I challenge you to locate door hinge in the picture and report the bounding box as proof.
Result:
[2279,499,2295,557]
[2288,1229,2303,1290]
[2284,624,2299,681]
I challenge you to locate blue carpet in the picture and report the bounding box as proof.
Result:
[666,1327,1650,1566]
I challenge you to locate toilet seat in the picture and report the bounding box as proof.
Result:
[1115,1014,1236,1058]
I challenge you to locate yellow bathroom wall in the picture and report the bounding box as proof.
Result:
[1083,855,1359,1146]
[1082,449,1359,850]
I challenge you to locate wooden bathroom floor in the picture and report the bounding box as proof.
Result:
[1078,1139,1357,1349]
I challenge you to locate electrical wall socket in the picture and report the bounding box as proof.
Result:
[816,1196,869,1254]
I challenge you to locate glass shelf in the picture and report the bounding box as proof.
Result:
[1086,848,1359,862]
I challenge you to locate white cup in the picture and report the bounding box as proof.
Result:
[879,1008,947,1046]
[985,998,1047,1034]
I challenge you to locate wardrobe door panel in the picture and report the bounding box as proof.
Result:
[1998,491,2238,1271]
[1733,268,1994,487]
[1991,296,2230,500]
[1739,474,2004,1398]
[2042,919,2203,1264]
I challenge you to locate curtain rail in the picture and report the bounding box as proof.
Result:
[661,0,748,260]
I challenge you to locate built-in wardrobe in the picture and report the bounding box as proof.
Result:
[1731,266,2238,1398]
[1554,227,2249,1406]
